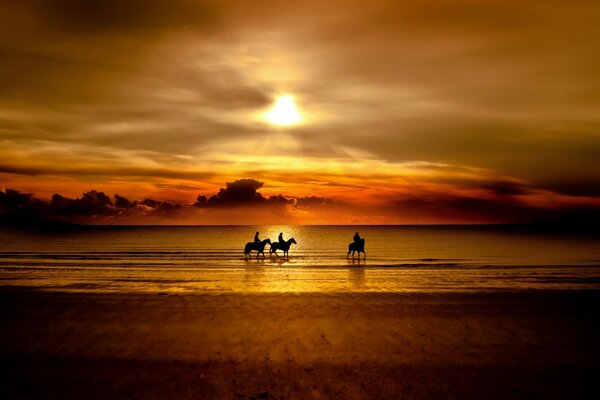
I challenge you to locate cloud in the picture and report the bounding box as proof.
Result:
[200,179,266,207]
[0,180,340,224]
[0,188,185,222]
[389,193,532,224]
[389,192,600,226]
[114,194,134,209]
[35,0,219,34]
[0,160,217,180]
[195,179,295,208]
[294,196,335,208]
[50,190,114,216]
[476,180,533,196]
[2,175,600,226]
[140,198,180,212]
[0,189,42,214]
[0,0,599,216]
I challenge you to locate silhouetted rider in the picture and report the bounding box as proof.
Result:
[254,232,261,243]
[353,232,361,244]
[278,232,285,244]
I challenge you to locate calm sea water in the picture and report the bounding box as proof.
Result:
[1,225,599,293]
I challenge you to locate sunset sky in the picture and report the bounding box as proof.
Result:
[1,0,599,224]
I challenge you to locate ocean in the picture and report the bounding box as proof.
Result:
[1,225,599,293]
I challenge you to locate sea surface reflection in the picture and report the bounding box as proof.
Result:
[1,225,600,293]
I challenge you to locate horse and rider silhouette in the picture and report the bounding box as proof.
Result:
[347,232,366,260]
[244,231,297,259]
[244,231,366,260]
[271,232,297,257]
[244,234,271,259]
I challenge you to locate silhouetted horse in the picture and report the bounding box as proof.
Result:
[244,238,271,259]
[347,238,366,260]
[270,238,297,257]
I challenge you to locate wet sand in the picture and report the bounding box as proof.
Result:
[1,288,599,399]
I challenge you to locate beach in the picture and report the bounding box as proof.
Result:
[2,288,599,399]
[2,225,600,398]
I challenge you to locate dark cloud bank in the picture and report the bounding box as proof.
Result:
[194,179,293,208]
[0,179,334,224]
[2,179,600,229]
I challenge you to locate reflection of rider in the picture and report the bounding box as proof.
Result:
[353,232,361,244]
[278,232,284,244]
[254,232,260,243]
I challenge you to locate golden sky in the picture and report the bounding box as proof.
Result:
[1,0,599,224]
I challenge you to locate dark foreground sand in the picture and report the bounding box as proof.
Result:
[1,288,599,399]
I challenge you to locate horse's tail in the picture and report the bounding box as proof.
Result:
[244,242,253,254]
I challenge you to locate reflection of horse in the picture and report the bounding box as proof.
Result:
[270,238,297,257]
[347,238,366,260]
[244,239,271,259]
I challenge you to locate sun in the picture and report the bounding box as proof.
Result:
[265,94,302,126]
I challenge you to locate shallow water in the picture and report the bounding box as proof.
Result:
[1,225,599,293]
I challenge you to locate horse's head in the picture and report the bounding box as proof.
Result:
[265,238,271,244]
[289,238,297,245]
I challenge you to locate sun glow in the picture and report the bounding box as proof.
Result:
[266,95,302,126]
